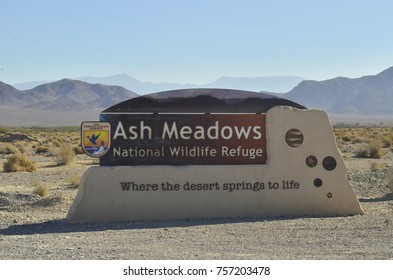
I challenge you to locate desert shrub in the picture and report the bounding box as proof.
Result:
[69,173,81,188]
[32,181,50,197]
[371,161,388,171]
[355,139,384,159]
[0,144,19,155]
[51,139,61,148]
[351,136,366,144]
[35,145,50,154]
[382,133,393,148]
[3,154,37,172]
[369,139,384,159]
[355,145,369,158]
[55,143,75,165]
[70,135,80,144]
[342,135,351,142]
[73,145,84,155]
[15,142,27,153]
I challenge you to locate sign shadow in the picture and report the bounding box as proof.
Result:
[0,215,337,236]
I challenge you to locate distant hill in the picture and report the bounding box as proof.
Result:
[0,81,27,107]
[285,67,393,115]
[1,79,138,111]
[11,80,53,90]
[205,76,303,93]
[77,74,194,95]
[76,74,304,94]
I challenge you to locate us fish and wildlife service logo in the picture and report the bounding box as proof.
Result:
[81,121,111,158]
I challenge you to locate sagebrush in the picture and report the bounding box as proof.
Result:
[55,143,75,165]
[3,154,37,172]
[32,181,50,197]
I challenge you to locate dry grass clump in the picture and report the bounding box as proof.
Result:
[370,161,388,171]
[0,143,19,155]
[69,173,81,188]
[54,143,75,165]
[32,181,50,197]
[369,139,384,159]
[73,145,84,155]
[14,141,27,153]
[35,145,51,154]
[381,132,393,148]
[355,146,369,158]
[341,135,352,142]
[51,140,62,148]
[3,154,37,172]
[356,138,385,159]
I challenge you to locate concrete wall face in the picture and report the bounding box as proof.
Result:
[67,106,363,223]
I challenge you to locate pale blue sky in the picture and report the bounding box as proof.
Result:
[1,0,393,84]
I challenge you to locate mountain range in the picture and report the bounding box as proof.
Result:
[13,75,304,94]
[1,67,393,126]
[0,79,138,111]
[285,66,393,115]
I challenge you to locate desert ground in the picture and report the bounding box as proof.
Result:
[0,125,392,260]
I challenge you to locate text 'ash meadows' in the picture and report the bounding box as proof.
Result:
[112,121,264,141]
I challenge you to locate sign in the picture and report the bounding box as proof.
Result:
[81,122,111,158]
[98,113,267,165]
[69,90,363,223]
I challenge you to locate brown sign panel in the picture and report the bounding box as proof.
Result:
[99,113,266,166]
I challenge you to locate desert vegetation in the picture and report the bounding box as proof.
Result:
[334,125,393,159]
[3,153,37,172]
[0,126,86,201]
[0,126,80,169]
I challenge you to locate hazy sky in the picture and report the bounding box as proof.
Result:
[1,0,393,84]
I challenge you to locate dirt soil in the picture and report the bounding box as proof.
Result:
[0,150,392,260]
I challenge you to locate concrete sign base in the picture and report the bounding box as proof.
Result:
[67,107,363,223]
